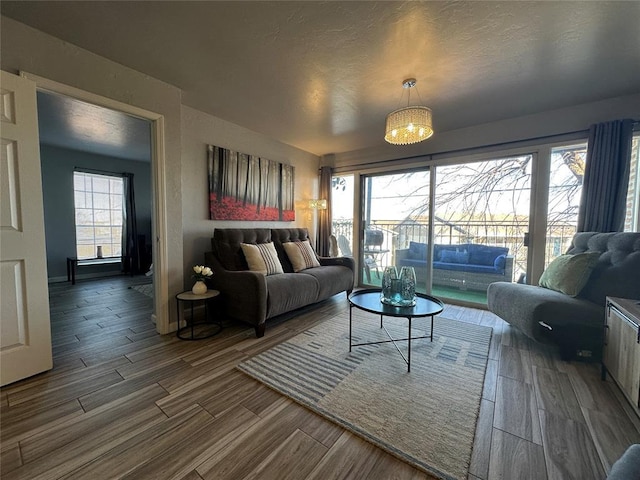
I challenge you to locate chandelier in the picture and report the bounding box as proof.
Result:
[384,78,433,145]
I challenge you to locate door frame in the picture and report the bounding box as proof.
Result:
[21,72,171,334]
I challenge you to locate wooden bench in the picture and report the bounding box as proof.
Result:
[67,256,128,285]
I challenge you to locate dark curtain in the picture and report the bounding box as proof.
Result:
[122,173,139,274]
[317,166,333,256]
[577,119,634,232]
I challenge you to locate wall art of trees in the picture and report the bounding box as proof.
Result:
[207,145,295,221]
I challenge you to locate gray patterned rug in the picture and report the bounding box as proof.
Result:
[129,282,153,298]
[237,310,492,480]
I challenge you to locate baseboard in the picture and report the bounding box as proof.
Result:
[48,271,124,284]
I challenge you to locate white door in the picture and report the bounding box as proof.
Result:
[1,71,52,386]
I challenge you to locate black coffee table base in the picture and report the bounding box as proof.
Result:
[348,289,444,372]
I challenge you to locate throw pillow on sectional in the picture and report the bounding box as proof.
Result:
[538,251,600,297]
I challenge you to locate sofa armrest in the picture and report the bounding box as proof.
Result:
[204,251,267,326]
[504,255,514,281]
[318,255,355,272]
[395,248,410,262]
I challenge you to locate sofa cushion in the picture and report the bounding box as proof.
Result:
[538,252,600,297]
[468,244,509,266]
[265,272,320,318]
[240,242,284,276]
[283,240,320,272]
[607,444,640,480]
[487,281,604,342]
[302,265,355,300]
[408,241,428,260]
[440,249,469,264]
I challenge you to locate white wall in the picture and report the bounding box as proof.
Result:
[333,93,640,168]
[181,105,320,283]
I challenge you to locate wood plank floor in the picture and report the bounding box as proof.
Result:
[1,276,638,479]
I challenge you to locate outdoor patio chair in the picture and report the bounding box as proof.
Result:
[338,234,378,282]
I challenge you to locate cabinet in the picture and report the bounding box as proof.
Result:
[603,297,640,412]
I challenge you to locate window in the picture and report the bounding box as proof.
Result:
[73,171,123,259]
[545,143,586,266]
[624,134,640,232]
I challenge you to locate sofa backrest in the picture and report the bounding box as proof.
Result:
[566,232,640,305]
[270,228,311,273]
[211,227,311,273]
[466,244,509,266]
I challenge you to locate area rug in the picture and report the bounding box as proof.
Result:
[129,282,153,298]
[237,310,492,480]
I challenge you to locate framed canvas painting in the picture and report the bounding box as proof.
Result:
[207,145,295,221]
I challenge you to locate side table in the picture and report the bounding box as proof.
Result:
[175,290,222,340]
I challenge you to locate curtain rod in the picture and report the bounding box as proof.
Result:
[340,128,590,170]
[74,167,131,177]
[340,119,639,171]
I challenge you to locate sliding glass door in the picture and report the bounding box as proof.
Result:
[361,170,430,288]
[433,156,532,304]
[354,156,533,306]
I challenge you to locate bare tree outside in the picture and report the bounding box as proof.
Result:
[331,145,588,301]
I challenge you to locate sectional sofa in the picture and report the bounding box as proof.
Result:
[396,241,514,291]
[488,232,640,360]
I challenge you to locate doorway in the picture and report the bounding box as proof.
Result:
[23,72,169,334]
[38,90,154,282]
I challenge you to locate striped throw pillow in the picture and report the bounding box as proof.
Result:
[283,240,321,272]
[240,242,284,276]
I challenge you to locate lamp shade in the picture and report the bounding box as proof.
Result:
[384,106,433,145]
[308,199,327,210]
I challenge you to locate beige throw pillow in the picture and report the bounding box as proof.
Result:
[283,240,321,272]
[240,242,284,276]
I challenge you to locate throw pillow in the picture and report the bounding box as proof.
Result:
[408,241,428,260]
[538,252,600,297]
[283,240,321,272]
[240,242,284,276]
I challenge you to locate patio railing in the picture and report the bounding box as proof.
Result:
[333,219,576,282]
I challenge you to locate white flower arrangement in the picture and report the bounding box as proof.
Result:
[192,265,213,282]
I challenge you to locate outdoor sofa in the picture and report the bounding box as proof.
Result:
[396,241,514,292]
[488,232,640,360]
[204,228,354,337]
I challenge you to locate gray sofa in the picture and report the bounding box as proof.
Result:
[204,228,355,337]
[396,242,514,291]
[487,232,640,360]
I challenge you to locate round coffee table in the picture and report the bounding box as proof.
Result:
[348,288,444,371]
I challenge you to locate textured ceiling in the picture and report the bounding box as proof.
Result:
[37,91,152,162]
[3,1,640,156]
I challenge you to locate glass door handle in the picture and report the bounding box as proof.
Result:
[523,232,530,247]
